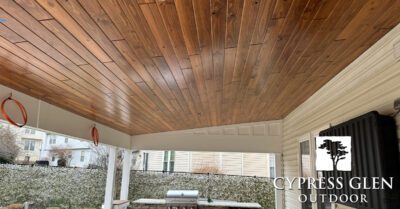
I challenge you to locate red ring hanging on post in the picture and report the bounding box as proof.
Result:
[91,125,99,146]
[1,94,28,128]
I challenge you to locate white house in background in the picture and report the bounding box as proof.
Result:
[15,128,46,163]
[0,121,46,163]
[40,134,97,168]
[135,150,275,177]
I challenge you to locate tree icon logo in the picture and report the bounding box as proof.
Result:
[316,136,351,171]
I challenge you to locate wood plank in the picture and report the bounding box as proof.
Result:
[229,0,261,123]
[36,0,112,62]
[156,0,192,69]
[0,37,67,81]
[0,0,398,134]
[0,6,87,66]
[211,0,227,125]
[113,40,181,114]
[16,42,113,95]
[225,0,244,48]
[192,0,217,125]
[77,0,124,41]
[0,24,25,43]
[188,55,211,125]
[14,0,53,20]
[249,0,344,119]
[112,0,162,57]
[174,0,201,55]
[221,48,237,124]
[251,0,276,44]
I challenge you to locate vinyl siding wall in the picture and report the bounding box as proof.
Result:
[191,151,220,171]
[282,23,400,209]
[146,151,163,171]
[221,152,242,175]
[174,151,190,172]
[243,153,269,177]
[137,150,271,177]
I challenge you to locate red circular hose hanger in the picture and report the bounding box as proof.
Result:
[91,125,99,146]
[1,94,28,128]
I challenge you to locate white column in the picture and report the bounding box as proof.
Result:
[104,146,117,209]
[274,153,283,209]
[120,149,132,200]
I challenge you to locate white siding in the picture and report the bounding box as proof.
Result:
[191,151,220,171]
[139,150,271,177]
[243,153,269,177]
[221,152,242,175]
[174,151,190,172]
[282,23,400,209]
[147,151,163,171]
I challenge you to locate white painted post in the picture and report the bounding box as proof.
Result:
[274,153,283,209]
[104,146,117,209]
[120,149,132,200]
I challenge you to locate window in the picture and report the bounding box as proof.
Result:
[299,139,312,209]
[80,151,85,162]
[52,156,56,162]
[49,136,56,144]
[143,152,149,171]
[24,156,30,162]
[163,151,175,173]
[24,129,35,135]
[269,155,276,178]
[64,137,68,143]
[24,140,35,151]
[300,141,311,177]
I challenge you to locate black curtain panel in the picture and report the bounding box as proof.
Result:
[319,111,400,209]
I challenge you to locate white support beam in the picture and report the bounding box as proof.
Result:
[104,146,117,209]
[0,84,131,148]
[132,133,281,153]
[274,153,283,209]
[131,121,282,153]
[120,149,132,200]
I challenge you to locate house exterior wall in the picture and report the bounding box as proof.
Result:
[136,150,271,177]
[14,128,46,163]
[282,23,400,209]
[243,153,270,177]
[145,151,163,171]
[174,151,190,172]
[41,134,95,167]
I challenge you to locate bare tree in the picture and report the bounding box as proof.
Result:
[89,144,139,170]
[0,125,20,163]
[89,144,109,169]
[192,165,221,174]
[49,145,72,167]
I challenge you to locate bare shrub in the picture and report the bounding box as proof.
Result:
[192,165,221,174]
[49,146,72,167]
[0,125,19,163]
[89,144,139,169]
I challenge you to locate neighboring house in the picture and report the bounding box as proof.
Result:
[15,128,46,163]
[40,134,97,168]
[135,150,275,177]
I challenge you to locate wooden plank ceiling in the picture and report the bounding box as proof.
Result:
[0,0,399,135]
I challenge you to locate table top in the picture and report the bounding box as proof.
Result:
[133,198,262,208]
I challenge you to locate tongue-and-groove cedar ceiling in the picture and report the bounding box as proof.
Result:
[0,0,399,135]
